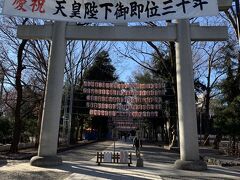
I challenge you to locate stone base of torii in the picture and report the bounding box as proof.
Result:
[18,16,228,170]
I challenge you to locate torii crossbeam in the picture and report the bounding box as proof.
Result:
[18,23,227,41]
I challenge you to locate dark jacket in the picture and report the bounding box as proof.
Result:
[134,137,140,148]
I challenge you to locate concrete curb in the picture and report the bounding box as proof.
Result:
[204,156,240,167]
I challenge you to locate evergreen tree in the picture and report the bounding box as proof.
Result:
[214,42,240,151]
[0,116,12,144]
[84,51,118,81]
[83,51,118,139]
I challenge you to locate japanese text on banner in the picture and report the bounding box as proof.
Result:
[3,0,219,23]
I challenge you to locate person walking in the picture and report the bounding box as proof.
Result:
[133,136,136,147]
[134,137,140,157]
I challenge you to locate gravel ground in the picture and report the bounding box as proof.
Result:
[0,158,71,180]
[0,171,70,180]
[0,161,71,180]
[0,141,113,180]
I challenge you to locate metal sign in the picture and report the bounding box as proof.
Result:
[3,0,219,23]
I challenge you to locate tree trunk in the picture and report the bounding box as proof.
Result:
[164,124,169,145]
[35,98,44,148]
[203,56,212,146]
[169,41,178,147]
[9,39,28,153]
[79,118,84,141]
[70,118,77,144]
[75,118,80,142]
[213,133,222,149]
[161,124,164,143]
[232,135,236,155]
[155,129,158,142]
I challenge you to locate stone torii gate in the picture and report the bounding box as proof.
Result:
[17,2,230,171]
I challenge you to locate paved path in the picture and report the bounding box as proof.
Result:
[63,141,240,180]
[0,140,240,179]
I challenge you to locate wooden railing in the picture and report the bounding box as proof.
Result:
[96,151,132,166]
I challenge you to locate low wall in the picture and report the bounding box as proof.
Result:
[0,143,35,152]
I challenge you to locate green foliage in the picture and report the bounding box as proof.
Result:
[214,96,240,137]
[82,51,118,139]
[0,117,13,143]
[22,118,37,142]
[134,71,156,84]
[84,51,118,81]
[214,41,240,139]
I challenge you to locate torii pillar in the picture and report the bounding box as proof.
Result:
[174,0,232,170]
[174,19,207,170]
[30,22,66,166]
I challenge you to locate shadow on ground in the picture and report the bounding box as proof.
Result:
[56,162,148,180]
[44,160,240,180]
[140,144,180,164]
[60,141,113,162]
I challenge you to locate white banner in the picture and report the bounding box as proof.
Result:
[2,0,219,23]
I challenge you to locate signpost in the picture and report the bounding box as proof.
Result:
[1,0,232,171]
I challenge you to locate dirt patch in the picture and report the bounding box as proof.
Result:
[0,171,70,180]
